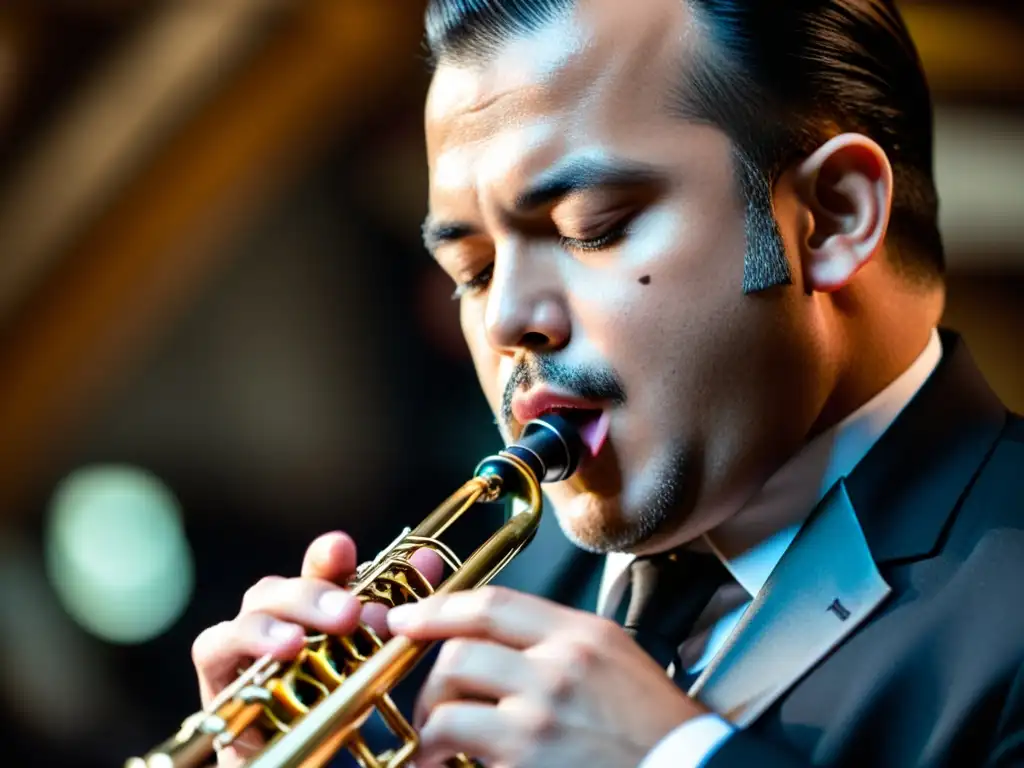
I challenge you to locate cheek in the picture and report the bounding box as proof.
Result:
[461,302,502,410]
[566,206,700,342]
[590,198,748,386]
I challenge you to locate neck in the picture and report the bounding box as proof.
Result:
[634,277,944,558]
[809,280,944,441]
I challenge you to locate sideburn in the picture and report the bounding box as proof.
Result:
[735,150,793,294]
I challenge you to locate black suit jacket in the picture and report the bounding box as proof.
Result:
[703,330,1024,767]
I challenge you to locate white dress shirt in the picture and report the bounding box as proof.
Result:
[595,329,944,768]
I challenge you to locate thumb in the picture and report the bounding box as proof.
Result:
[301,531,358,582]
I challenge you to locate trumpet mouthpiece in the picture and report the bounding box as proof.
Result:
[475,412,583,489]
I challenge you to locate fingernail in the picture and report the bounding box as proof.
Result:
[386,603,419,631]
[318,590,353,618]
[268,621,298,642]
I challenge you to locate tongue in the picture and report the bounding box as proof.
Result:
[565,410,611,458]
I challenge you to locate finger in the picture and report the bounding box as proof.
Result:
[192,614,306,706]
[386,586,566,648]
[353,548,449,642]
[408,547,447,588]
[414,639,532,728]
[239,576,362,634]
[301,531,357,581]
[212,724,272,766]
[416,702,509,767]
[360,600,390,640]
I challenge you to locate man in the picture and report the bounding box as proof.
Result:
[191,0,1024,766]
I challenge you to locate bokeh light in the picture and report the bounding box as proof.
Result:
[44,464,194,645]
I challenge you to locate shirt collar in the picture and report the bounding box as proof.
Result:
[597,329,944,612]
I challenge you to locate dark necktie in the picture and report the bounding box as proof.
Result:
[622,549,731,675]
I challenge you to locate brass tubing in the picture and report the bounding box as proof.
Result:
[247,456,541,768]
[139,731,216,768]
[126,412,581,768]
[247,635,426,768]
[410,476,496,540]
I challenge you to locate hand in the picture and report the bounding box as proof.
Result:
[386,586,710,768]
[190,531,442,767]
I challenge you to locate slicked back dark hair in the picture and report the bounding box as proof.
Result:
[424,0,944,293]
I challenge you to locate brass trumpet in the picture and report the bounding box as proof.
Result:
[126,413,584,768]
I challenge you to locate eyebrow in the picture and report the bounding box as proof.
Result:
[421,220,477,255]
[422,156,662,255]
[513,156,662,210]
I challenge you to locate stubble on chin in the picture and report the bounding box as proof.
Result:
[552,445,695,555]
[551,491,664,555]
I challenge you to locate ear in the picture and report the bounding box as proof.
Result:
[794,134,893,292]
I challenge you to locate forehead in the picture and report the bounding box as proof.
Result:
[425,0,697,196]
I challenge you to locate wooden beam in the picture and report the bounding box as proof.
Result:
[0,0,289,325]
[0,0,424,520]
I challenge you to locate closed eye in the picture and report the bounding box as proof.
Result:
[449,221,630,300]
[559,223,629,252]
[451,263,494,300]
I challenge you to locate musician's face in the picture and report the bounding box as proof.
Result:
[424,0,830,554]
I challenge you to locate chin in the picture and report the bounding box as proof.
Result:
[548,488,657,554]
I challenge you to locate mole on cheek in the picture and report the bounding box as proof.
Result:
[639,275,652,285]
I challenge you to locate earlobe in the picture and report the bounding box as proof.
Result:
[796,134,893,293]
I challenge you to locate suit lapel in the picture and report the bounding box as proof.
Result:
[690,330,1007,727]
[844,330,1006,564]
[690,480,891,726]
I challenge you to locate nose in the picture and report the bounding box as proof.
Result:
[484,245,570,354]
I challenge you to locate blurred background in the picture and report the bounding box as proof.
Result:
[0,1,1020,765]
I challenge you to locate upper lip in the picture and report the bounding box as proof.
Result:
[511,387,605,427]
